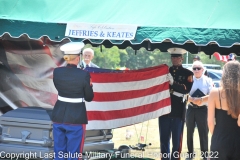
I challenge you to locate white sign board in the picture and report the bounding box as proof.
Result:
[65,23,137,40]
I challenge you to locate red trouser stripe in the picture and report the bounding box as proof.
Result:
[79,124,86,160]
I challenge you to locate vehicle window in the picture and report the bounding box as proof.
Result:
[206,66,213,69]
[208,72,220,80]
[214,72,222,77]
[214,82,220,88]
[205,66,221,70]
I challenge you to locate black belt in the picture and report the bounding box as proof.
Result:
[188,103,207,109]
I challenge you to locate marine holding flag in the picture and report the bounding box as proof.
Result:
[159,48,193,160]
[52,42,94,160]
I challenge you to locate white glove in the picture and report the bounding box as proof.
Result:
[166,73,174,85]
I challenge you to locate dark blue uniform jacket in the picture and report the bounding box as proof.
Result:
[52,64,94,124]
[166,65,193,119]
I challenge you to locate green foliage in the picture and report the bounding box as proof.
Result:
[83,44,227,70]
[183,52,225,68]
[84,44,120,69]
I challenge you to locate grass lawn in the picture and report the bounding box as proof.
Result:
[112,118,212,160]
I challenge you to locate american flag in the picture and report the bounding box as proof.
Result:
[85,65,171,129]
[0,37,171,130]
[213,52,235,62]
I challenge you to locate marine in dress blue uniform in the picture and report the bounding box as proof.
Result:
[159,48,193,160]
[52,42,94,160]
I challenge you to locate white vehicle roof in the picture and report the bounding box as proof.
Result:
[183,64,221,70]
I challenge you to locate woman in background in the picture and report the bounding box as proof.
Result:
[208,61,240,160]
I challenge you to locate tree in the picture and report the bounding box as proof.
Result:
[84,44,121,69]
[184,51,225,68]
[84,44,226,70]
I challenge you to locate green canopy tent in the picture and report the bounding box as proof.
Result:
[1,0,240,55]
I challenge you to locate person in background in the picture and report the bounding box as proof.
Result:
[208,61,240,159]
[187,61,213,160]
[227,53,235,62]
[52,42,94,160]
[159,47,193,160]
[193,55,201,62]
[80,48,99,68]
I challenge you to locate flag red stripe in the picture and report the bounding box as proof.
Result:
[87,98,170,120]
[93,82,169,101]
[213,52,228,62]
[91,64,168,83]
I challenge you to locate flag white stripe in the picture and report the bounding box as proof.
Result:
[6,51,57,68]
[6,52,33,68]
[93,74,167,92]
[86,106,171,130]
[3,88,53,108]
[15,74,57,94]
[6,51,61,79]
[86,90,169,111]
[219,56,222,60]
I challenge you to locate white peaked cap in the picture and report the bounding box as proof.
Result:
[60,42,85,54]
[167,47,187,57]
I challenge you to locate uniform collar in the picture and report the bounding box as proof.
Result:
[172,65,183,70]
[66,64,77,68]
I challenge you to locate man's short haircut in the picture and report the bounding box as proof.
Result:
[83,48,94,56]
